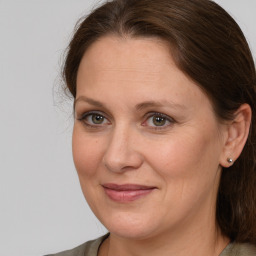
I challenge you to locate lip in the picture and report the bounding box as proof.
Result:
[102,183,156,202]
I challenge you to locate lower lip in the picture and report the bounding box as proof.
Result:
[103,188,155,202]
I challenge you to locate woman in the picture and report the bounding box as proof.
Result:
[47,0,256,255]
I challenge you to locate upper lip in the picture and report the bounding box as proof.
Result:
[102,183,156,191]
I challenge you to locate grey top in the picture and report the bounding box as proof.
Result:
[45,234,256,256]
[45,234,109,256]
[220,242,256,256]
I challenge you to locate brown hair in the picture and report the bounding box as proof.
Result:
[63,0,256,244]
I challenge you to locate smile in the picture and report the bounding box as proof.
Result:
[102,183,156,202]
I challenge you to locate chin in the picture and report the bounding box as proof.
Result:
[98,211,162,240]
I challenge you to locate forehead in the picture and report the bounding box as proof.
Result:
[85,36,175,67]
[76,36,214,115]
[77,36,193,89]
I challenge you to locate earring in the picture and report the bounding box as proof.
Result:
[227,158,233,164]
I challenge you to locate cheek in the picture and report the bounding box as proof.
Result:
[144,127,222,186]
[72,126,103,179]
[144,131,222,217]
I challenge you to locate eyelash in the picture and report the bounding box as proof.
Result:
[142,112,175,130]
[77,111,110,129]
[77,111,175,130]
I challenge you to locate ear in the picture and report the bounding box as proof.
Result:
[220,104,252,168]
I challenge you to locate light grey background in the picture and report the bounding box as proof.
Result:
[0,1,255,256]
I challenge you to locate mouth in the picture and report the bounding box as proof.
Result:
[102,183,157,202]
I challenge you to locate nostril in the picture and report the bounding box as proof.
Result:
[102,151,143,173]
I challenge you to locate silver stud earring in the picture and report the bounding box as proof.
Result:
[227,158,233,164]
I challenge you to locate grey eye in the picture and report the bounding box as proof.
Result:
[91,114,105,124]
[152,116,167,126]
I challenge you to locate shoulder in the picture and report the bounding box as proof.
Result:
[45,234,109,256]
[221,242,256,256]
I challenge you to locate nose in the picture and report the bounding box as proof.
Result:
[103,125,143,173]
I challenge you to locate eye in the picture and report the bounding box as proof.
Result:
[142,113,174,128]
[90,114,105,124]
[78,112,110,127]
[151,115,168,126]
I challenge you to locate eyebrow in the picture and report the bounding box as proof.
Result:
[74,96,186,111]
[74,96,106,109]
[135,101,186,111]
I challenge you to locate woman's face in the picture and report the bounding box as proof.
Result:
[73,36,227,239]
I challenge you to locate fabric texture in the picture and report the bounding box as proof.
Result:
[45,234,109,256]
[220,242,256,256]
[45,235,256,256]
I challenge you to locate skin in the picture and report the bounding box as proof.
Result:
[72,36,250,256]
